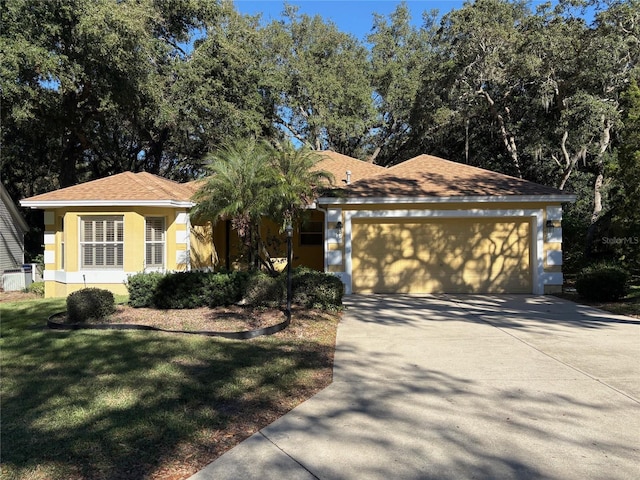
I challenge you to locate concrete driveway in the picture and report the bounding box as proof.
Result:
[190,295,640,480]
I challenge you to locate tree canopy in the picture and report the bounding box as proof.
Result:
[2,0,638,272]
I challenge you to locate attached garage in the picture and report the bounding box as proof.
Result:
[318,154,575,295]
[351,217,531,294]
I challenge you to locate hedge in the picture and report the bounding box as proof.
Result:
[576,262,629,302]
[127,272,165,307]
[125,268,343,310]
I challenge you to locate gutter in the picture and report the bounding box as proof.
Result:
[317,194,577,205]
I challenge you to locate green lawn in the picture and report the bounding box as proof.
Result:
[0,297,338,480]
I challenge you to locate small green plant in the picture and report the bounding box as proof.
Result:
[67,288,116,322]
[576,262,629,302]
[26,281,45,297]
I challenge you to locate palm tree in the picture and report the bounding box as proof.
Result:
[191,138,274,270]
[270,141,334,228]
[191,138,333,271]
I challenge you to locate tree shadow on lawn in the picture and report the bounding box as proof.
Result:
[1,300,334,480]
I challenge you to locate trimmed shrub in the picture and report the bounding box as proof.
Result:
[148,271,248,309]
[67,288,116,323]
[152,271,208,309]
[26,281,45,297]
[243,271,284,307]
[576,262,629,301]
[126,268,343,310]
[203,272,246,307]
[127,272,165,307]
[290,267,343,309]
[230,270,252,300]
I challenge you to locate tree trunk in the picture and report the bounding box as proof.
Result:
[145,127,170,174]
[554,130,588,191]
[477,89,522,177]
[585,165,604,259]
[58,87,92,187]
[59,129,87,187]
[368,146,381,164]
[465,117,470,163]
[585,116,613,258]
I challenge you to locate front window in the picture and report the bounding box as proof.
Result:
[300,221,323,246]
[80,216,124,269]
[145,217,165,269]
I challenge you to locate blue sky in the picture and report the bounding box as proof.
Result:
[231,1,591,40]
[233,1,469,39]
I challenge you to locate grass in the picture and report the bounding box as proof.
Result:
[556,284,640,318]
[0,296,339,480]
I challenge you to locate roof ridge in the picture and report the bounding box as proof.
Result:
[339,153,567,197]
[21,171,196,203]
[315,150,386,186]
[387,154,561,190]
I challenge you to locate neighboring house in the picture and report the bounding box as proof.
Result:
[21,152,575,298]
[1,183,29,274]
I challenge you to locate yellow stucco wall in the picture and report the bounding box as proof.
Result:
[46,281,130,297]
[191,211,325,272]
[40,199,566,297]
[190,223,216,269]
[42,206,190,298]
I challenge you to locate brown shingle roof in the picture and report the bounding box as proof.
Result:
[313,151,385,187]
[183,179,205,195]
[340,154,568,198]
[21,172,195,205]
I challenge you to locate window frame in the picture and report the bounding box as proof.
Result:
[299,221,323,246]
[145,216,166,270]
[79,216,124,270]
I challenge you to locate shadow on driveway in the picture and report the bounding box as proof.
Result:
[191,294,640,480]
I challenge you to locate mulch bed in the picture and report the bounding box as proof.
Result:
[56,304,287,332]
[0,291,40,302]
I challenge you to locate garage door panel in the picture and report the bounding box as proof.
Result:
[352,218,531,294]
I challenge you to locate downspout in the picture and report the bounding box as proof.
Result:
[316,204,329,273]
[186,213,192,272]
